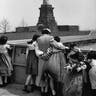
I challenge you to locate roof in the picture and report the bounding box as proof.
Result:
[7,39,30,46]
[60,34,96,43]
[7,34,96,45]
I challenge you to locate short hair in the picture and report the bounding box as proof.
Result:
[27,40,33,44]
[42,28,51,34]
[54,36,60,42]
[87,51,96,59]
[32,34,40,41]
[0,35,8,45]
[27,34,40,44]
[76,51,84,61]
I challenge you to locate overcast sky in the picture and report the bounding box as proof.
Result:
[0,0,96,31]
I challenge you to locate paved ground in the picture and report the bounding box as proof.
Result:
[0,84,41,96]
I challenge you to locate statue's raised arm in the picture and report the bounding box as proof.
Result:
[43,0,50,5]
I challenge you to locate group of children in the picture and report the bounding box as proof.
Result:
[23,32,90,96]
[23,34,66,96]
[1,33,96,96]
[0,33,66,96]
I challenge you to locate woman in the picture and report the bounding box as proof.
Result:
[36,29,68,96]
[0,35,13,87]
[23,34,43,93]
[42,36,68,96]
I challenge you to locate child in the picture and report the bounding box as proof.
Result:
[23,34,43,92]
[66,43,86,72]
[53,36,69,50]
[0,35,13,87]
[87,51,96,96]
[47,36,69,56]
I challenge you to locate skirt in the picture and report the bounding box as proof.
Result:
[0,53,12,76]
[43,51,67,82]
[36,51,67,86]
[26,50,38,75]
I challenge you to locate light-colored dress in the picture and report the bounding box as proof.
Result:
[45,42,67,81]
[36,34,53,86]
[36,35,67,86]
[0,44,13,76]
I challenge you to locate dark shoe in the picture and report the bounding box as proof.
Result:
[41,92,47,96]
[22,88,30,93]
[36,86,41,91]
[0,84,4,87]
[22,85,30,93]
[41,92,50,96]
[34,85,37,90]
[45,92,50,96]
[31,84,35,92]
[41,92,45,96]
[0,83,8,87]
[3,83,8,87]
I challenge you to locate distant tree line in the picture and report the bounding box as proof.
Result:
[0,18,28,33]
[0,18,10,33]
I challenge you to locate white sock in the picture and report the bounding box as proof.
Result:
[52,90,56,95]
[0,77,3,84]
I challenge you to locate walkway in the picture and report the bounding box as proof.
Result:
[0,84,41,96]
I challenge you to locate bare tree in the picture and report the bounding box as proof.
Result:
[0,18,10,33]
